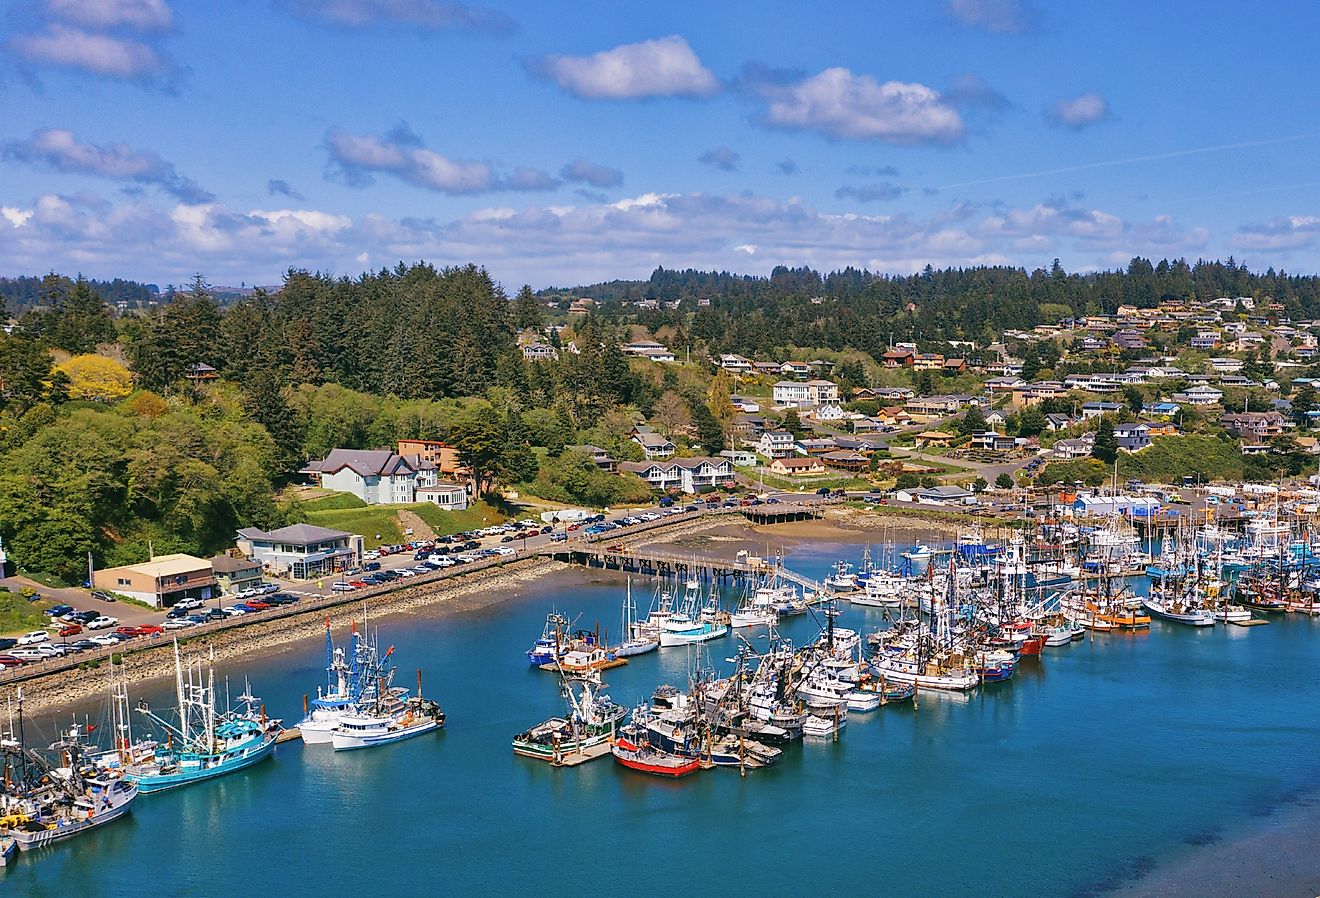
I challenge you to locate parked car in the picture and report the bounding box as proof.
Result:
[244,600,272,611]
[7,647,47,661]
[45,604,74,618]
[549,532,568,543]
[163,618,196,630]
[114,627,143,639]
[491,546,517,556]
[363,562,382,571]
[18,630,51,646]
[265,593,298,605]
[58,624,82,637]
[205,609,227,621]
[87,616,118,630]
[0,638,16,651]
[137,624,165,635]
[91,590,116,602]
[71,639,99,651]
[174,597,205,612]
[88,635,119,647]
[331,582,357,592]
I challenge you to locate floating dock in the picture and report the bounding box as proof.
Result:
[276,727,303,744]
[514,740,614,767]
[538,658,628,673]
[1230,618,1270,627]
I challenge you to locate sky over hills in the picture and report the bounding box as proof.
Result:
[1,0,1318,289]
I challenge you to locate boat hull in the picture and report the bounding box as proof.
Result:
[12,781,136,850]
[332,719,440,751]
[658,624,728,647]
[130,736,276,793]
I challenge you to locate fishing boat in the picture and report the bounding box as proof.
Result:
[850,675,916,706]
[729,586,777,628]
[525,612,570,665]
[825,561,859,592]
[616,578,659,657]
[331,667,445,751]
[0,691,138,852]
[1142,587,1215,627]
[902,544,933,563]
[610,725,702,777]
[801,705,847,739]
[123,643,281,793]
[298,619,366,744]
[658,580,728,646]
[513,671,626,761]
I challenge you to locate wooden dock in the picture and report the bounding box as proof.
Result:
[514,740,614,767]
[275,727,302,744]
[537,658,628,672]
[540,543,825,595]
[1230,618,1270,627]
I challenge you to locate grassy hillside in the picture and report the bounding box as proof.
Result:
[0,590,53,636]
[295,500,509,548]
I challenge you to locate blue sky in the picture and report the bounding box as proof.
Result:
[2,0,1319,290]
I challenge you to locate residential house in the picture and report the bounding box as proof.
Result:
[304,448,437,505]
[821,450,868,472]
[415,482,469,511]
[1081,401,1124,420]
[620,458,734,493]
[757,430,797,458]
[1209,357,1244,373]
[1052,435,1095,459]
[983,411,1007,429]
[970,431,1016,452]
[905,395,963,418]
[1114,423,1152,452]
[209,554,264,596]
[184,363,218,382]
[1172,385,1224,406]
[897,485,977,506]
[1190,332,1221,351]
[719,449,759,467]
[769,456,827,478]
[796,438,839,456]
[1044,413,1074,432]
[1065,374,1123,393]
[1012,381,1068,406]
[943,358,968,374]
[751,361,783,377]
[521,343,558,361]
[733,414,768,444]
[1221,411,1286,439]
[93,554,218,609]
[235,523,363,580]
[779,361,812,379]
[915,430,957,448]
[397,439,466,478]
[985,376,1027,393]
[567,444,618,473]
[1143,401,1181,419]
[851,387,882,402]
[806,403,847,423]
[873,406,913,426]
[772,379,839,408]
[873,386,916,401]
[729,394,761,413]
[835,435,886,454]
[631,429,676,460]
[881,348,915,368]
[913,353,945,371]
[718,354,752,373]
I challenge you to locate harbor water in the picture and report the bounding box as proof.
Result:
[9,539,1320,897]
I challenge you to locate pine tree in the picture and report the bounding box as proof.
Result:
[1092,418,1119,463]
[512,285,543,331]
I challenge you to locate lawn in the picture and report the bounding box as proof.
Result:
[0,590,54,636]
[298,500,511,547]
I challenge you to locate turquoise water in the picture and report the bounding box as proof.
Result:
[10,541,1320,897]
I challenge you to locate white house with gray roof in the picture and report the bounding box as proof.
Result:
[303,448,438,504]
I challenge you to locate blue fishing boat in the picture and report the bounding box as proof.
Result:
[526,612,570,665]
[123,642,281,794]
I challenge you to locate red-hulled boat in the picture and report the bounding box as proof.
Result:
[611,732,702,778]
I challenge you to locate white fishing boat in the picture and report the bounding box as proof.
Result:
[658,578,728,646]
[825,561,859,592]
[801,705,848,739]
[616,578,659,657]
[299,620,366,745]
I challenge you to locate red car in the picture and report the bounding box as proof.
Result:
[0,656,27,668]
[137,624,165,635]
[115,626,143,638]
[243,600,271,611]
[348,580,368,588]
[59,624,83,637]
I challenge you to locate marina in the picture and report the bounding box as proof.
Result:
[6,522,1320,896]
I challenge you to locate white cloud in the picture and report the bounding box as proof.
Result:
[278,0,514,32]
[1234,216,1320,252]
[528,35,718,100]
[8,24,168,79]
[3,128,211,202]
[44,0,175,32]
[943,0,1033,33]
[759,68,965,144]
[0,188,1217,290]
[1046,93,1112,129]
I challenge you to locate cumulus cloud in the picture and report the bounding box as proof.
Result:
[943,0,1034,33]
[324,125,558,194]
[776,157,799,175]
[560,158,624,188]
[1234,216,1320,252]
[44,0,175,31]
[8,24,170,79]
[527,35,718,100]
[1046,93,1112,129]
[277,0,514,32]
[4,128,211,202]
[267,178,306,201]
[698,146,740,171]
[835,183,906,203]
[0,187,1216,290]
[756,68,964,144]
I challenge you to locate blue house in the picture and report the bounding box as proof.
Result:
[1143,401,1180,418]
